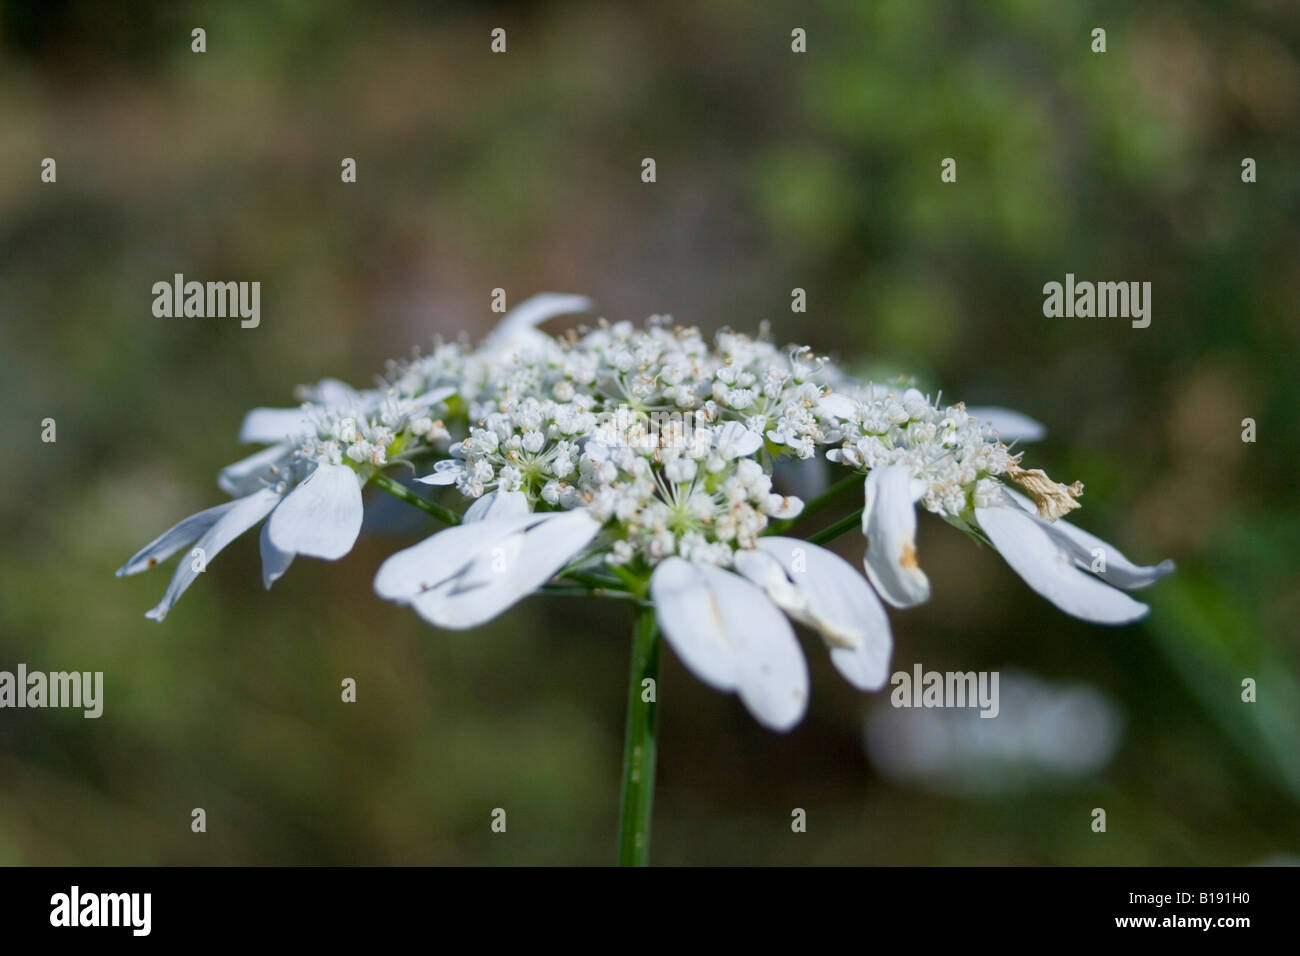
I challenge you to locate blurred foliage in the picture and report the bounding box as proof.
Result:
[0,0,1297,864]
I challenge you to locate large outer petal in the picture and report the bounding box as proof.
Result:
[144,488,282,621]
[975,498,1150,625]
[217,443,292,497]
[463,490,530,523]
[300,378,360,406]
[236,378,363,444]
[411,510,600,630]
[407,385,456,410]
[755,538,893,691]
[862,465,931,608]
[1003,488,1174,590]
[965,407,1047,442]
[731,549,810,622]
[374,513,540,601]
[483,293,592,352]
[259,520,295,589]
[267,463,364,560]
[238,407,315,444]
[650,559,738,691]
[651,559,809,731]
[117,500,239,577]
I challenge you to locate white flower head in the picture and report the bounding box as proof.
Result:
[120,295,1172,732]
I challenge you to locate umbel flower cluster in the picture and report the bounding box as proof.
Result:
[119,295,1173,731]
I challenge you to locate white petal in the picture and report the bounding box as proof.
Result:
[761,493,804,519]
[975,499,1150,624]
[117,500,239,576]
[375,509,596,606]
[416,460,462,485]
[259,520,295,589]
[1051,524,1176,590]
[411,510,600,629]
[651,560,809,731]
[650,559,739,692]
[1002,486,1040,516]
[144,488,282,621]
[374,514,538,601]
[756,538,893,690]
[818,393,859,420]
[966,406,1046,442]
[862,465,931,608]
[484,293,592,349]
[463,490,530,522]
[217,443,292,496]
[1001,488,1174,589]
[715,421,763,459]
[238,407,314,444]
[707,565,809,732]
[444,529,527,595]
[408,385,457,410]
[829,634,892,692]
[732,549,810,620]
[267,463,363,560]
[301,378,360,406]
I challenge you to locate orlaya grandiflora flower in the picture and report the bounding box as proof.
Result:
[120,387,387,620]
[651,538,893,731]
[218,380,455,495]
[962,406,1047,443]
[117,290,1177,863]
[381,417,888,730]
[373,490,602,628]
[822,387,1173,625]
[116,455,365,621]
[482,293,593,356]
[972,484,1175,624]
[858,461,1174,625]
[374,496,890,731]
[121,290,1172,734]
[215,377,366,497]
[118,295,594,621]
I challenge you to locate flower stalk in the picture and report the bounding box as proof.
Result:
[617,604,661,866]
[370,471,461,526]
[807,507,865,546]
[769,468,863,533]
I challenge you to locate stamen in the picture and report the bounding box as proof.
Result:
[1004,457,1084,521]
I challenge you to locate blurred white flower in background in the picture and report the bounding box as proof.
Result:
[863,669,1124,794]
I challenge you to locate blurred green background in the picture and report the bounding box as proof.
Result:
[1,0,1297,864]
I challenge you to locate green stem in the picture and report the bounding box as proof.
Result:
[539,584,639,601]
[807,507,864,546]
[770,469,863,533]
[371,472,460,525]
[609,563,650,596]
[560,568,626,591]
[617,604,660,866]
